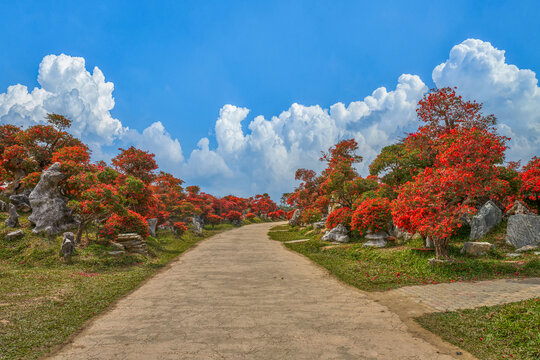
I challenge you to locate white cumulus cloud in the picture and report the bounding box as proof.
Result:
[0,54,183,168]
[433,39,540,162]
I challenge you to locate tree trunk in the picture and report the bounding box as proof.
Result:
[433,237,449,259]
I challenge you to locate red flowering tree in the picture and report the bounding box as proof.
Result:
[393,125,508,258]
[206,214,223,228]
[320,139,363,207]
[225,210,242,222]
[351,198,392,234]
[245,212,256,220]
[521,157,540,212]
[112,146,158,184]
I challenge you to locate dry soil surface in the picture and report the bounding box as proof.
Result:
[48,223,464,360]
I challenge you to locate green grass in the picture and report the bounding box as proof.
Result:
[269,223,540,292]
[0,215,236,360]
[417,298,540,360]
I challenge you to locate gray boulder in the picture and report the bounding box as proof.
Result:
[460,242,494,256]
[9,194,31,212]
[6,229,24,241]
[63,231,76,246]
[470,200,502,240]
[192,215,203,235]
[312,221,326,230]
[0,200,8,212]
[147,218,158,237]
[116,233,148,255]
[5,204,19,228]
[289,209,302,226]
[425,236,434,248]
[506,214,540,249]
[60,236,75,263]
[322,224,349,243]
[28,163,78,235]
[363,231,388,248]
[392,226,412,241]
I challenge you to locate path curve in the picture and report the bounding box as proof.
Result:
[49,223,460,360]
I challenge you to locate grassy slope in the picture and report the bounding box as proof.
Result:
[0,213,236,360]
[417,298,540,360]
[268,222,540,292]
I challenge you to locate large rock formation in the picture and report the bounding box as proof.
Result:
[470,200,502,240]
[289,209,301,226]
[506,214,540,249]
[5,204,19,228]
[322,224,349,243]
[28,163,78,235]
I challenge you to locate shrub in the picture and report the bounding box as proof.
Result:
[301,207,322,224]
[225,210,242,222]
[326,207,352,229]
[100,210,150,241]
[173,222,187,236]
[351,198,391,234]
[245,212,256,220]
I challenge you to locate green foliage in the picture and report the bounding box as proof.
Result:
[417,298,540,360]
[273,225,540,292]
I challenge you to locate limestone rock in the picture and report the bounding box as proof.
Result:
[63,232,76,246]
[0,200,8,212]
[363,231,388,248]
[6,229,24,241]
[192,215,203,235]
[460,242,494,256]
[116,233,148,255]
[312,221,326,230]
[9,194,31,212]
[470,200,502,240]
[506,253,521,258]
[515,244,538,253]
[425,236,434,248]
[289,209,302,226]
[5,204,19,228]
[108,250,125,256]
[322,224,349,243]
[506,214,540,249]
[111,242,126,251]
[28,163,78,235]
[506,200,531,215]
[392,226,412,241]
[60,236,75,263]
[147,218,158,237]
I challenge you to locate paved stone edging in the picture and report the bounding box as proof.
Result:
[389,277,540,312]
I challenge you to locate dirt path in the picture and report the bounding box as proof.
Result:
[48,223,466,360]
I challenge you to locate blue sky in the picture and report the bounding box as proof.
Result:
[1,1,539,199]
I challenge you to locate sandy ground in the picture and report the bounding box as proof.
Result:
[47,222,470,360]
